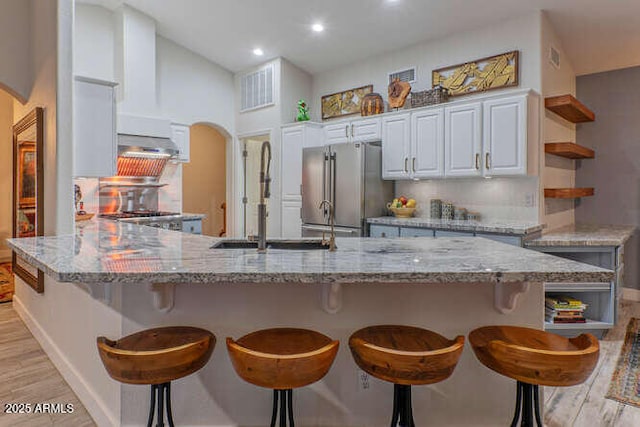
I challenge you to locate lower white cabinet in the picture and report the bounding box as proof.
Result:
[73,76,117,177]
[182,218,202,234]
[282,199,302,238]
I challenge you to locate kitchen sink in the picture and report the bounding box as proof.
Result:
[211,239,329,250]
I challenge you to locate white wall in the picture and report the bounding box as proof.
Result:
[312,12,542,122]
[280,58,313,125]
[0,0,32,103]
[74,4,115,82]
[540,12,578,230]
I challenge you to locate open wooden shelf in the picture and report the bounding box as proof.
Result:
[545,95,595,123]
[545,142,595,159]
[544,188,594,199]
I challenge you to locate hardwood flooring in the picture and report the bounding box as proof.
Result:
[0,303,95,427]
[544,299,640,427]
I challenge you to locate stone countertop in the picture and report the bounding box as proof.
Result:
[524,224,636,248]
[367,217,544,235]
[181,213,206,220]
[6,219,612,285]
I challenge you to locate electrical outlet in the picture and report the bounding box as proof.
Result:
[524,193,535,207]
[357,369,371,391]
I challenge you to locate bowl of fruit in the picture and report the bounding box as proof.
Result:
[387,196,417,218]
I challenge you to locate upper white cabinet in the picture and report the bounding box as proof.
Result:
[444,102,483,177]
[382,114,411,179]
[412,109,445,178]
[73,76,117,177]
[483,95,527,176]
[171,123,190,162]
[325,117,381,145]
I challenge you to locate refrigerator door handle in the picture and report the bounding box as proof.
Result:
[322,152,329,218]
[330,151,337,215]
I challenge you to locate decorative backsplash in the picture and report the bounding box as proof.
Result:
[396,177,539,222]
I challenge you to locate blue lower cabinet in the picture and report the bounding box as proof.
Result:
[369,225,400,238]
[400,228,435,237]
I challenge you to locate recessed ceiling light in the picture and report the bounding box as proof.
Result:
[253,48,264,56]
[312,23,324,33]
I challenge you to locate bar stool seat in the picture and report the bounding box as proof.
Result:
[97,326,215,427]
[349,325,465,426]
[227,328,339,426]
[469,325,599,427]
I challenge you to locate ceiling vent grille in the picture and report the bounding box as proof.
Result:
[241,64,275,112]
[389,67,416,84]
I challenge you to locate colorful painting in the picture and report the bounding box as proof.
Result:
[432,51,519,96]
[17,141,36,208]
[321,85,373,120]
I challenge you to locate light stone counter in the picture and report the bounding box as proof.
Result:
[7,219,611,285]
[525,223,635,247]
[367,216,544,235]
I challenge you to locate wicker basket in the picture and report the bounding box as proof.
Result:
[410,86,450,108]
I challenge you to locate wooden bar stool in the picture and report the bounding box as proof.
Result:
[226,328,339,427]
[97,326,215,427]
[469,325,599,427]
[349,325,465,426]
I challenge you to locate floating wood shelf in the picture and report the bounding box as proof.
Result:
[545,142,595,159]
[544,188,594,199]
[545,95,595,123]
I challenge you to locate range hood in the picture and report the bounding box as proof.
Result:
[116,134,178,177]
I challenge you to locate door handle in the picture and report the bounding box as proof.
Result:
[485,153,491,169]
[475,153,480,170]
[351,124,355,138]
[404,157,409,173]
[412,157,416,173]
[345,125,349,138]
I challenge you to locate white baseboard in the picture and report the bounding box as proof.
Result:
[622,287,640,302]
[13,296,118,427]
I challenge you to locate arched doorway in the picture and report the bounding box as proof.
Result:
[182,123,228,237]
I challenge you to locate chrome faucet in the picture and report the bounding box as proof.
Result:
[257,141,272,252]
[319,200,337,252]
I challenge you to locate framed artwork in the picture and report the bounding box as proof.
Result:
[12,107,44,293]
[321,84,373,120]
[432,50,519,96]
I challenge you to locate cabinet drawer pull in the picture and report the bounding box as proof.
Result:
[404,157,409,173]
[345,125,349,138]
[485,153,491,169]
[475,153,480,170]
[351,123,355,137]
[412,157,416,173]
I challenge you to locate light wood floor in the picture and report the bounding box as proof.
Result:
[0,303,95,427]
[544,299,640,427]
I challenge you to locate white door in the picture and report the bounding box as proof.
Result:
[351,117,381,142]
[411,109,444,178]
[444,103,482,177]
[324,122,350,145]
[281,126,304,199]
[382,114,411,180]
[483,95,527,176]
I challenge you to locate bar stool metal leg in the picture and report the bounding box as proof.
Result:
[157,382,165,427]
[270,390,279,427]
[165,383,175,427]
[147,385,157,427]
[390,385,400,427]
[533,385,543,427]
[510,382,523,427]
[287,389,295,427]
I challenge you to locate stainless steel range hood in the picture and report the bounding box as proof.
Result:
[118,134,179,158]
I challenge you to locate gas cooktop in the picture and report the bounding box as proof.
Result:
[99,211,180,219]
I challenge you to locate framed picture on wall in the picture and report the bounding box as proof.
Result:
[12,107,44,293]
[321,84,373,120]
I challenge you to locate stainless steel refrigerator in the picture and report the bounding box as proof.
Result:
[301,141,393,237]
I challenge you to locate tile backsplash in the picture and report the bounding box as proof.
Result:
[396,177,539,222]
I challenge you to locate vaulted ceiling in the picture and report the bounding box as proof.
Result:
[79,0,640,76]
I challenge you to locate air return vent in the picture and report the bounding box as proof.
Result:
[389,67,416,84]
[549,46,560,69]
[241,64,275,112]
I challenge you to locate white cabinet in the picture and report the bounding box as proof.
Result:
[324,117,381,145]
[182,218,202,234]
[369,225,400,238]
[280,123,323,238]
[483,95,527,176]
[444,102,482,177]
[412,109,445,178]
[73,76,117,177]
[171,123,190,162]
[382,114,411,179]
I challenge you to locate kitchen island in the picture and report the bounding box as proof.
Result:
[7,219,612,427]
